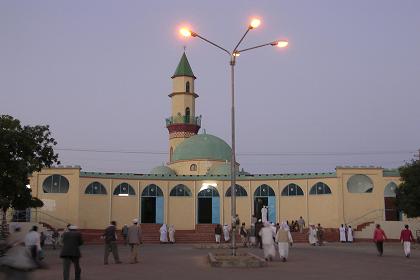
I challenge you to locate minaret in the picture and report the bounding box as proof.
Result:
[166,52,201,162]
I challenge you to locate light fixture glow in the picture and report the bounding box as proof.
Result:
[275,40,289,48]
[179,28,192,37]
[250,18,261,29]
[233,52,240,57]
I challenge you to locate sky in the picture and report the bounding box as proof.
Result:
[1,0,419,174]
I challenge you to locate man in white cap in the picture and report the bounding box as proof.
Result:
[128,219,142,264]
[275,222,293,262]
[60,225,83,280]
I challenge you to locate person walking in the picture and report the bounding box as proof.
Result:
[168,225,176,244]
[255,219,263,249]
[259,222,276,261]
[400,224,414,258]
[240,223,248,247]
[60,225,83,280]
[52,229,60,249]
[103,221,121,264]
[159,224,168,244]
[214,224,222,244]
[223,224,230,242]
[316,224,324,246]
[121,224,129,246]
[275,222,293,262]
[298,216,305,233]
[127,219,142,264]
[24,225,41,267]
[308,224,318,246]
[373,224,387,256]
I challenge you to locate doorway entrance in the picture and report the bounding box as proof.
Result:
[384,182,399,221]
[197,186,219,224]
[141,184,164,224]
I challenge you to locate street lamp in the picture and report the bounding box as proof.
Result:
[180,18,288,256]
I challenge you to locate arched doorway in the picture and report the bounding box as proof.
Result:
[254,184,276,223]
[384,182,399,221]
[197,186,219,224]
[141,184,164,224]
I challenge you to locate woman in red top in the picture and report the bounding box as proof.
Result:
[373,224,387,256]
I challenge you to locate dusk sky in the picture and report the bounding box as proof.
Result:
[1,0,419,174]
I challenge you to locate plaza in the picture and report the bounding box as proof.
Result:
[2,243,419,280]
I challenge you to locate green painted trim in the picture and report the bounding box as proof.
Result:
[383,169,400,177]
[80,171,337,181]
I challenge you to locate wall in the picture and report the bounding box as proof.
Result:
[30,168,81,228]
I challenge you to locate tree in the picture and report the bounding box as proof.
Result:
[396,159,420,218]
[0,115,60,240]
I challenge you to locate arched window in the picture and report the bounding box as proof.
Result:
[170,184,192,196]
[142,184,163,197]
[43,175,69,193]
[170,147,173,162]
[281,183,304,196]
[225,184,247,197]
[85,182,107,195]
[186,81,190,92]
[384,182,397,197]
[254,184,275,196]
[198,186,219,197]
[190,164,197,171]
[309,182,332,195]
[113,183,135,196]
[185,107,190,123]
[347,174,374,193]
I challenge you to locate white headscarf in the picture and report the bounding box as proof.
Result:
[280,221,289,231]
[160,224,167,232]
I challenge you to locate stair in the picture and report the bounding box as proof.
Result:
[355,221,374,231]
[80,225,340,244]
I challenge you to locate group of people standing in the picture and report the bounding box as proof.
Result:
[159,224,176,244]
[339,224,354,243]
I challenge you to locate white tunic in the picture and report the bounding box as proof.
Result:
[259,227,276,258]
[347,227,353,242]
[339,226,346,242]
[308,228,318,245]
[159,225,168,242]
[223,225,230,241]
[261,207,268,223]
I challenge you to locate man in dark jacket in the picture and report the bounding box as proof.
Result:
[60,225,83,280]
[103,221,121,264]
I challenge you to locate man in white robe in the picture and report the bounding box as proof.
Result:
[339,224,346,242]
[308,224,317,246]
[168,225,175,244]
[261,206,268,223]
[259,222,276,261]
[347,225,354,243]
[223,224,230,242]
[159,224,168,243]
[275,222,293,262]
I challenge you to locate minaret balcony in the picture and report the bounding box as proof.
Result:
[166,115,202,126]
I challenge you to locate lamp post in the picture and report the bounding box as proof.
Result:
[180,18,288,256]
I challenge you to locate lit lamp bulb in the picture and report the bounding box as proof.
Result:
[250,18,261,29]
[179,28,192,37]
[275,40,289,48]
[233,52,240,57]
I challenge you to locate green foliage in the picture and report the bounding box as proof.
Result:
[0,115,60,212]
[396,159,420,218]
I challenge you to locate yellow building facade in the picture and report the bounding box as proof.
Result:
[29,53,401,230]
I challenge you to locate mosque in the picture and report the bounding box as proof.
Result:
[30,53,401,232]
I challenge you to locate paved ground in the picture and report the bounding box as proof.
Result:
[1,242,419,280]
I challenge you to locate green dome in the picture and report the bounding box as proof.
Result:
[149,165,176,176]
[172,134,232,162]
